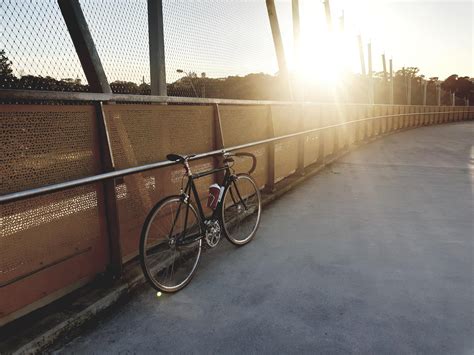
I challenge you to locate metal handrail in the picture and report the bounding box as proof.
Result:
[1,110,466,204]
[2,88,470,107]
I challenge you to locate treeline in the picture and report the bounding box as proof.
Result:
[1,50,473,105]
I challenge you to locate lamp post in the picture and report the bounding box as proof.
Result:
[176,69,198,97]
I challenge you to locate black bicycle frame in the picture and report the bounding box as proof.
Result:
[174,164,236,246]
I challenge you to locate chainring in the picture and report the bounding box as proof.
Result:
[204,219,221,248]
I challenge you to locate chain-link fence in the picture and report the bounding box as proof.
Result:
[1,0,283,99]
[1,0,88,91]
[163,0,278,99]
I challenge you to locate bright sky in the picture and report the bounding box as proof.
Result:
[2,0,472,84]
[277,0,473,81]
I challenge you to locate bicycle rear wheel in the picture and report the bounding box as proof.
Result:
[140,196,202,292]
[221,174,261,245]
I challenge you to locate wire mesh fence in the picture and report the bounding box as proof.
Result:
[1,0,88,91]
[1,0,283,99]
[80,0,151,94]
[163,0,279,99]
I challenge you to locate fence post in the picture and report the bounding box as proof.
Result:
[95,102,123,278]
[265,105,276,192]
[297,103,305,175]
[213,104,226,183]
[58,0,111,93]
[148,0,167,96]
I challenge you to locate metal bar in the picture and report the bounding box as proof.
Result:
[266,0,293,99]
[1,110,461,205]
[357,35,366,76]
[95,102,123,278]
[323,0,332,31]
[58,0,111,93]
[367,43,374,104]
[292,0,303,101]
[266,105,276,192]
[213,104,226,183]
[0,89,304,106]
[147,0,167,96]
[297,104,305,175]
[389,58,394,105]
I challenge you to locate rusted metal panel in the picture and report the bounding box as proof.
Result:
[373,105,381,136]
[334,104,347,150]
[271,105,299,181]
[380,105,388,134]
[1,105,101,194]
[219,105,269,189]
[102,104,216,260]
[356,105,367,142]
[344,104,357,145]
[302,104,321,167]
[0,104,108,323]
[386,105,393,132]
[366,105,374,138]
[321,104,335,156]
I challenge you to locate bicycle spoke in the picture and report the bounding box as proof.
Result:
[141,197,201,292]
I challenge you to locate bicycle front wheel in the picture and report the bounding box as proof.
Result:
[140,196,202,292]
[221,174,262,245]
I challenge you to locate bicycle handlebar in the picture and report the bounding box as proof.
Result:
[231,152,257,174]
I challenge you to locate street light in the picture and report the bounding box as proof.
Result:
[176,69,198,97]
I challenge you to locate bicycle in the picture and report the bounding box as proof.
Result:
[139,151,262,292]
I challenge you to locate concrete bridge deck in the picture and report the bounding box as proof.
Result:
[56,122,473,354]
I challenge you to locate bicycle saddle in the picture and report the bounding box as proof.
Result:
[166,153,196,162]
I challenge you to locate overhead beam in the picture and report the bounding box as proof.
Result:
[266,0,293,99]
[58,0,111,93]
[148,0,167,96]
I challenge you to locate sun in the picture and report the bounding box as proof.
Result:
[294,32,349,88]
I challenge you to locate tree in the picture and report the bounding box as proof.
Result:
[0,49,13,78]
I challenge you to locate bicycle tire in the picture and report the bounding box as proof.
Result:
[140,195,202,292]
[221,174,262,246]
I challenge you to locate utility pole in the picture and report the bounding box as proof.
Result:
[266,0,293,99]
[357,35,366,76]
[367,42,374,104]
[452,92,455,106]
[389,58,394,105]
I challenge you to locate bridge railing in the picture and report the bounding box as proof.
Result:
[1,92,472,325]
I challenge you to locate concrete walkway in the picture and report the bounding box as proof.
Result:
[57,123,473,354]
